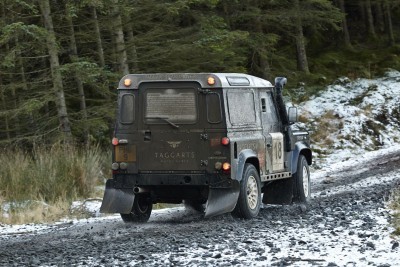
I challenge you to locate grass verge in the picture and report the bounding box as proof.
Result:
[0,145,110,224]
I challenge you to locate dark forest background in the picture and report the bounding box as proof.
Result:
[1,0,399,147]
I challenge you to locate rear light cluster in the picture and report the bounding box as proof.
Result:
[112,137,129,172]
[112,137,119,146]
[214,137,231,172]
[222,162,231,171]
[215,161,231,172]
[221,137,230,146]
[112,162,128,170]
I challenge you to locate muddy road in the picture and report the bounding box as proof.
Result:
[1,151,400,266]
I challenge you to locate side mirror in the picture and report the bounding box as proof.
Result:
[288,106,298,124]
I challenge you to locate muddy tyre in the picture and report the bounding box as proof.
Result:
[232,164,261,219]
[292,155,311,203]
[120,194,152,223]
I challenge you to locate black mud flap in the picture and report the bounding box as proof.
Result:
[262,177,293,205]
[100,180,135,214]
[204,180,240,218]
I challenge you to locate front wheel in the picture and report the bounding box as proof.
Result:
[232,164,261,219]
[293,155,311,203]
[120,194,152,223]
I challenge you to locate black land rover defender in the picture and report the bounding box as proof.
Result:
[100,73,312,222]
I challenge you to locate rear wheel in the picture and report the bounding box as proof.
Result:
[120,194,152,223]
[232,164,261,219]
[293,155,311,203]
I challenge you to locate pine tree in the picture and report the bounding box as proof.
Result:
[38,0,72,142]
[261,0,342,73]
[336,0,352,48]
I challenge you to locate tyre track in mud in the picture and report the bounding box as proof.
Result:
[312,150,400,193]
[1,152,400,266]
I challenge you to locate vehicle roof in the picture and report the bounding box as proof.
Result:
[118,73,274,89]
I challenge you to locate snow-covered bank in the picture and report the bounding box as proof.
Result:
[299,69,400,169]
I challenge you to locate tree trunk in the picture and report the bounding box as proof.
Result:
[3,6,20,137]
[295,24,310,74]
[337,0,352,48]
[16,35,39,134]
[112,0,129,75]
[39,0,72,142]
[16,39,28,91]
[222,1,231,28]
[0,76,11,141]
[92,6,105,68]
[126,23,139,73]
[253,15,271,80]
[66,4,89,145]
[374,1,385,32]
[5,43,21,137]
[365,0,376,38]
[359,1,366,23]
[383,0,395,46]
[293,0,309,74]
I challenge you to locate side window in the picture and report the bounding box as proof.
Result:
[120,94,135,124]
[265,92,279,122]
[227,90,256,125]
[206,93,222,124]
[261,98,266,112]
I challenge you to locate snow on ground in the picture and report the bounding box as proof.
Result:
[298,69,400,169]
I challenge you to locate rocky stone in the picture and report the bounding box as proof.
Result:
[366,242,376,250]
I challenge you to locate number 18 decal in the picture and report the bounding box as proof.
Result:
[274,141,282,160]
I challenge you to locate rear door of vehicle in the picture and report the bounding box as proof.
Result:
[137,82,208,172]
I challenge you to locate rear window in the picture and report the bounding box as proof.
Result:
[120,94,135,124]
[144,88,197,124]
[206,93,222,124]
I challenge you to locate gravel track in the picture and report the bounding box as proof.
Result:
[1,152,400,267]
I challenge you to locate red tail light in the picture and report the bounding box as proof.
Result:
[221,137,230,146]
[112,138,119,146]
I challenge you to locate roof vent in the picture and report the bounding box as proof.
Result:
[226,76,250,86]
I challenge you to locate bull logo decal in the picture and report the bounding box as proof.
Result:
[167,141,181,148]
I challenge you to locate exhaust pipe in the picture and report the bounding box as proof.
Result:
[133,187,149,194]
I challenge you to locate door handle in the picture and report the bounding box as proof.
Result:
[144,131,151,141]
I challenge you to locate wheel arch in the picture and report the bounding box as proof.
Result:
[235,149,260,181]
[291,142,312,174]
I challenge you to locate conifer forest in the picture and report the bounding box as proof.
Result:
[0,0,399,146]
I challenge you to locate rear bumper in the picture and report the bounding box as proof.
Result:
[112,173,223,188]
[101,173,240,217]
